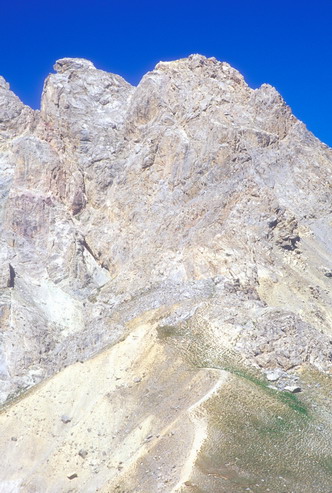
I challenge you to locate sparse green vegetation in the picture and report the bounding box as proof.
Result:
[158,320,332,492]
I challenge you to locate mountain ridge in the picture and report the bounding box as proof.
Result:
[0,54,331,492]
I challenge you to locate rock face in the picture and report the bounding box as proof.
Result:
[0,55,332,492]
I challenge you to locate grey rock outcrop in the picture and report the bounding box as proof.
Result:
[0,54,332,407]
[1,54,332,493]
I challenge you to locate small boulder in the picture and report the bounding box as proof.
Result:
[67,473,78,480]
[284,385,301,393]
[266,369,282,382]
[78,449,88,459]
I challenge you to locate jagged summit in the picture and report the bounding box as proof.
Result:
[0,55,332,492]
[53,57,96,73]
[0,76,9,90]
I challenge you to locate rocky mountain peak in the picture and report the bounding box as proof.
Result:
[53,57,97,73]
[0,55,332,493]
[0,76,10,90]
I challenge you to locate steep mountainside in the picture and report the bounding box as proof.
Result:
[0,55,331,493]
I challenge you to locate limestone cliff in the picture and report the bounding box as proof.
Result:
[0,55,331,493]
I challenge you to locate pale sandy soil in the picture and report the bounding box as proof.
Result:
[0,314,227,493]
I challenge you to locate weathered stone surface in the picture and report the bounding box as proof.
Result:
[0,54,332,492]
[1,53,332,399]
[284,385,302,393]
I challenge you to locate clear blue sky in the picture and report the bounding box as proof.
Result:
[1,0,331,146]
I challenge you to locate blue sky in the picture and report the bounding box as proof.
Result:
[1,0,331,146]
